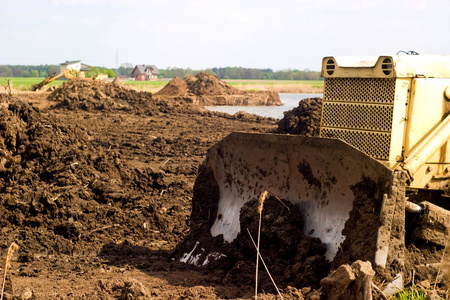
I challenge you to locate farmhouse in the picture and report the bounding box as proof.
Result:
[131,65,159,81]
[60,60,92,72]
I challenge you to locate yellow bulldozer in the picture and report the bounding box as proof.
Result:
[177,54,450,283]
[31,69,82,91]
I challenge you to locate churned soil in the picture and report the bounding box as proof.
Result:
[156,72,240,97]
[0,79,448,299]
[156,72,282,106]
[276,97,322,136]
[0,80,281,299]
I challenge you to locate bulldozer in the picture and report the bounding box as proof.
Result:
[177,54,450,281]
[31,69,82,91]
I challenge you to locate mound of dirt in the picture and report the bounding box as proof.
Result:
[185,72,240,96]
[48,79,145,111]
[157,72,239,97]
[156,72,282,106]
[47,79,198,115]
[0,99,189,258]
[277,97,322,136]
[156,76,189,97]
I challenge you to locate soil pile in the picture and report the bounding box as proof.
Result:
[277,97,322,136]
[156,72,282,106]
[185,72,240,96]
[47,79,197,114]
[48,79,146,111]
[155,76,189,97]
[0,99,189,258]
[156,72,239,97]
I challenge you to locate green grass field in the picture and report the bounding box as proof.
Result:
[1,77,324,93]
[122,80,169,92]
[0,77,65,91]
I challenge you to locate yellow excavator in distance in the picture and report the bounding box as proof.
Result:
[31,69,82,91]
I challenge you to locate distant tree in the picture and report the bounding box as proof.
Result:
[0,64,321,80]
[85,67,99,78]
[12,67,23,77]
[0,66,13,77]
[114,66,133,77]
[31,70,39,77]
[48,66,60,75]
[106,69,115,78]
[121,62,134,69]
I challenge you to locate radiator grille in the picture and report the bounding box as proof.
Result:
[321,129,392,160]
[321,77,396,160]
[324,77,395,103]
[322,103,394,131]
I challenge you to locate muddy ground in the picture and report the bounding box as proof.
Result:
[0,80,448,299]
[0,81,287,299]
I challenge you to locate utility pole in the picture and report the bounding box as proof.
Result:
[115,49,118,69]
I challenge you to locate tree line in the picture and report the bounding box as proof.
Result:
[0,65,117,78]
[0,64,322,80]
[158,67,322,80]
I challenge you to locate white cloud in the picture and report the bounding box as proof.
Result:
[401,0,429,10]
[51,0,108,6]
[51,15,64,22]
[10,29,50,42]
[81,17,100,26]
[219,8,250,24]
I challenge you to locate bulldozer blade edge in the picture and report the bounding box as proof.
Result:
[202,132,394,261]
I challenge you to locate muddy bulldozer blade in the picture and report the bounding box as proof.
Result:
[187,132,407,269]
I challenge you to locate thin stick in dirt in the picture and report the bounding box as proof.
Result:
[255,190,268,300]
[1,242,19,300]
[247,228,283,300]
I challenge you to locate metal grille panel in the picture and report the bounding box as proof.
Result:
[322,102,394,131]
[321,77,397,160]
[324,77,396,103]
[321,128,391,160]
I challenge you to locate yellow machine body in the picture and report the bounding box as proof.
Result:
[320,55,450,190]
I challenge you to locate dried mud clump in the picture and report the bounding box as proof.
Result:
[156,72,281,106]
[0,99,189,256]
[277,97,322,136]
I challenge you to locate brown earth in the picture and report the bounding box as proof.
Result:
[0,80,448,299]
[276,97,322,136]
[0,80,290,300]
[156,72,282,106]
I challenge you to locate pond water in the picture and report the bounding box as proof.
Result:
[204,93,323,119]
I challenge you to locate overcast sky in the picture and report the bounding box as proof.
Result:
[1,0,449,71]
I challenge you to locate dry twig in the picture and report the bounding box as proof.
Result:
[255,191,269,299]
[267,190,290,212]
[1,242,19,300]
[247,229,283,300]
[371,282,387,300]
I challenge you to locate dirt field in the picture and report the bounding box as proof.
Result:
[0,80,448,299]
[0,81,285,299]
